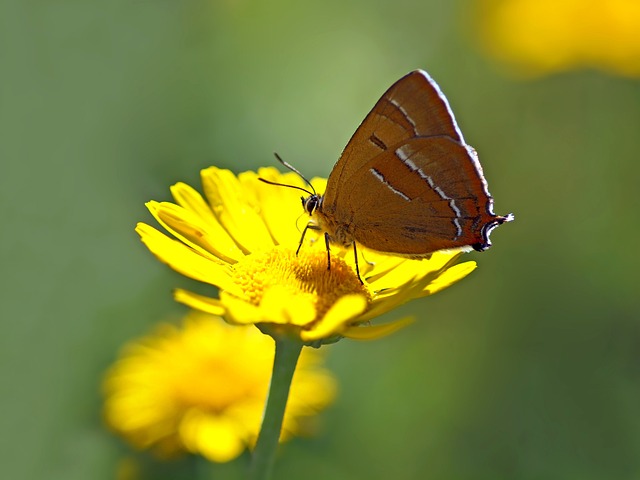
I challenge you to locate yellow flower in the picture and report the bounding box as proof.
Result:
[473,0,640,77]
[103,311,337,463]
[136,166,476,344]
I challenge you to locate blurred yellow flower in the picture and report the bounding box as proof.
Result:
[103,311,337,463]
[136,167,476,344]
[474,0,640,77]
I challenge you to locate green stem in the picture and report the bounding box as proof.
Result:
[249,336,303,480]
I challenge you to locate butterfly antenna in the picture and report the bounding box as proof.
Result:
[257,177,314,196]
[272,152,317,195]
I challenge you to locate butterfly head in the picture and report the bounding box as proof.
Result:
[302,194,322,216]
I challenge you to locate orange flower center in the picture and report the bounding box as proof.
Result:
[231,246,371,321]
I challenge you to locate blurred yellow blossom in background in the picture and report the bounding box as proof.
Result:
[103,311,337,463]
[474,0,640,77]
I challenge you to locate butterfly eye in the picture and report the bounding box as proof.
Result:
[302,195,320,215]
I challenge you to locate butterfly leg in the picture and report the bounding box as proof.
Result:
[296,223,322,255]
[298,224,363,284]
[321,233,364,285]
[352,242,364,285]
[324,232,331,270]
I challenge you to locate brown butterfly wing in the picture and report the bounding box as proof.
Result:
[329,136,505,254]
[323,70,465,207]
[320,70,511,254]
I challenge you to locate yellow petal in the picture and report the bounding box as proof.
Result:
[343,316,415,340]
[174,289,226,316]
[180,410,246,463]
[238,168,308,247]
[360,260,473,323]
[221,292,267,325]
[358,280,426,324]
[367,251,461,288]
[310,177,328,194]
[200,167,274,252]
[423,261,477,295]
[170,182,218,223]
[301,294,368,341]
[147,201,242,264]
[136,223,239,294]
[259,286,316,326]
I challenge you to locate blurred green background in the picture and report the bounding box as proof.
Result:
[2,1,639,479]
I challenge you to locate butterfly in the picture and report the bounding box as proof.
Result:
[262,70,513,281]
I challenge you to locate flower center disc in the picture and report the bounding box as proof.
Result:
[232,246,371,321]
